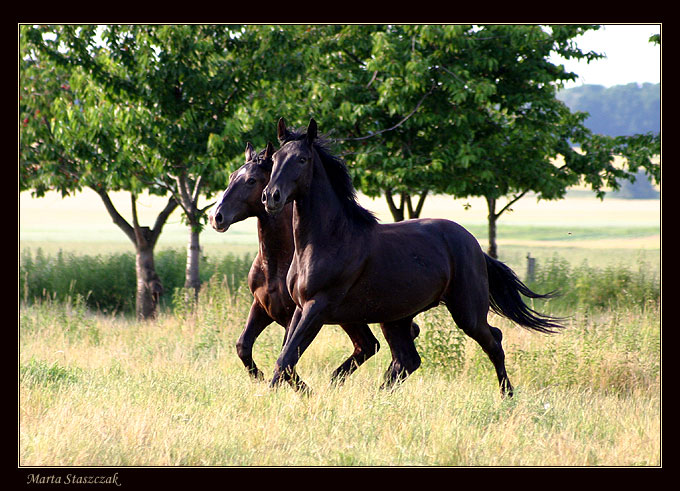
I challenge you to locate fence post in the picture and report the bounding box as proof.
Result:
[526,253,536,283]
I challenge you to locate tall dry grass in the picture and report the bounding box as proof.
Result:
[19,274,660,467]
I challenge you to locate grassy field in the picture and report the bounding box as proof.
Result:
[18,189,661,468]
[20,284,660,467]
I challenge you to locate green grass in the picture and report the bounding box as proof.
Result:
[18,190,661,467]
[19,272,660,466]
[20,246,660,317]
[461,224,659,242]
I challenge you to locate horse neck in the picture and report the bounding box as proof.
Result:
[292,157,360,250]
[255,204,294,271]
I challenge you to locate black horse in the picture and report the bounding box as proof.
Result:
[210,142,402,390]
[262,118,563,397]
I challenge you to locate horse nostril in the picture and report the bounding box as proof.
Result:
[214,212,223,225]
[273,189,280,202]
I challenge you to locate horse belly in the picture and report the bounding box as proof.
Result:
[328,245,450,324]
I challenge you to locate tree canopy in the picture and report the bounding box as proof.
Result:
[21,24,661,268]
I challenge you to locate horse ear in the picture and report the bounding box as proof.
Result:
[259,142,275,172]
[264,141,275,159]
[245,142,255,162]
[277,118,288,143]
[306,118,317,145]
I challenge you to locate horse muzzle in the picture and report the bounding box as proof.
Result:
[261,187,284,215]
[209,209,231,233]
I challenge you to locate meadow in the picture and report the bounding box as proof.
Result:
[19,190,661,467]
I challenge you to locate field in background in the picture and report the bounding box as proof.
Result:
[19,189,660,271]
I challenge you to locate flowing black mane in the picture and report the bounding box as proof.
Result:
[282,126,378,226]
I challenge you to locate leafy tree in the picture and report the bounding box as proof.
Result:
[20,25,178,319]
[271,25,660,258]
[22,25,300,305]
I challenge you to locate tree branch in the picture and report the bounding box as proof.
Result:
[150,196,179,248]
[413,190,428,217]
[92,187,136,245]
[342,48,366,68]
[191,174,204,203]
[384,189,405,221]
[199,201,216,214]
[130,193,150,249]
[496,190,529,218]
[366,70,378,88]
[130,193,140,229]
[175,172,193,209]
[334,81,437,142]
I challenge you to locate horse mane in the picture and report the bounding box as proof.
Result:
[282,126,378,227]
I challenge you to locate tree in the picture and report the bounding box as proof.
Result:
[277,25,660,258]
[20,25,178,319]
[25,25,299,302]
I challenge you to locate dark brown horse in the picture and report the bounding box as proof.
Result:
[262,118,563,397]
[210,142,392,390]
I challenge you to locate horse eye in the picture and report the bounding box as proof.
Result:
[299,157,307,163]
[246,178,256,185]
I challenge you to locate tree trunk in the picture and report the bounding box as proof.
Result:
[406,190,428,219]
[135,243,162,319]
[185,224,201,299]
[173,171,205,301]
[485,191,527,260]
[385,189,405,222]
[94,187,177,320]
[486,196,498,259]
[385,189,428,222]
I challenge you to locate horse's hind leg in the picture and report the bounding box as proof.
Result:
[444,294,513,398]
[331,323,380,384]
[380,317,421,389]
[237,300,274,380]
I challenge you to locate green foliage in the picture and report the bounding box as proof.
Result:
[21,358,83,388]
[20,248,254,315]
[20,247,660,328]
[528,254,660,310]
[415,308,467,375]
[21,248,137,314]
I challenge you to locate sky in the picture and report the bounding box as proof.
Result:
[550,24,661,88]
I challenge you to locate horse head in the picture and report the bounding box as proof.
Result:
[210,141,275,232]
[262,118,317,215]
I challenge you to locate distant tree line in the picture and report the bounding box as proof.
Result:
[558,82,660,199]
[557,83,660,137]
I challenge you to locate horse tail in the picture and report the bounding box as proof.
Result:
[484,253,564,334]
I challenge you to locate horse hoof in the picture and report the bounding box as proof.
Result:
[410,322,420,339]
[248,369,265,381]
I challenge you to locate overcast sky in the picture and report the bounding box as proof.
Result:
[551,24,661,88]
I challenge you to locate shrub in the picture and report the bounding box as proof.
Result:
[415,307,467,375]
[20,248,659,317]
[527,254,660,311]
[20,248,253,316]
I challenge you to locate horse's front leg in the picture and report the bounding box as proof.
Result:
[236,299,274,380]
[270,297,328,392]
[280,307,310,392]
